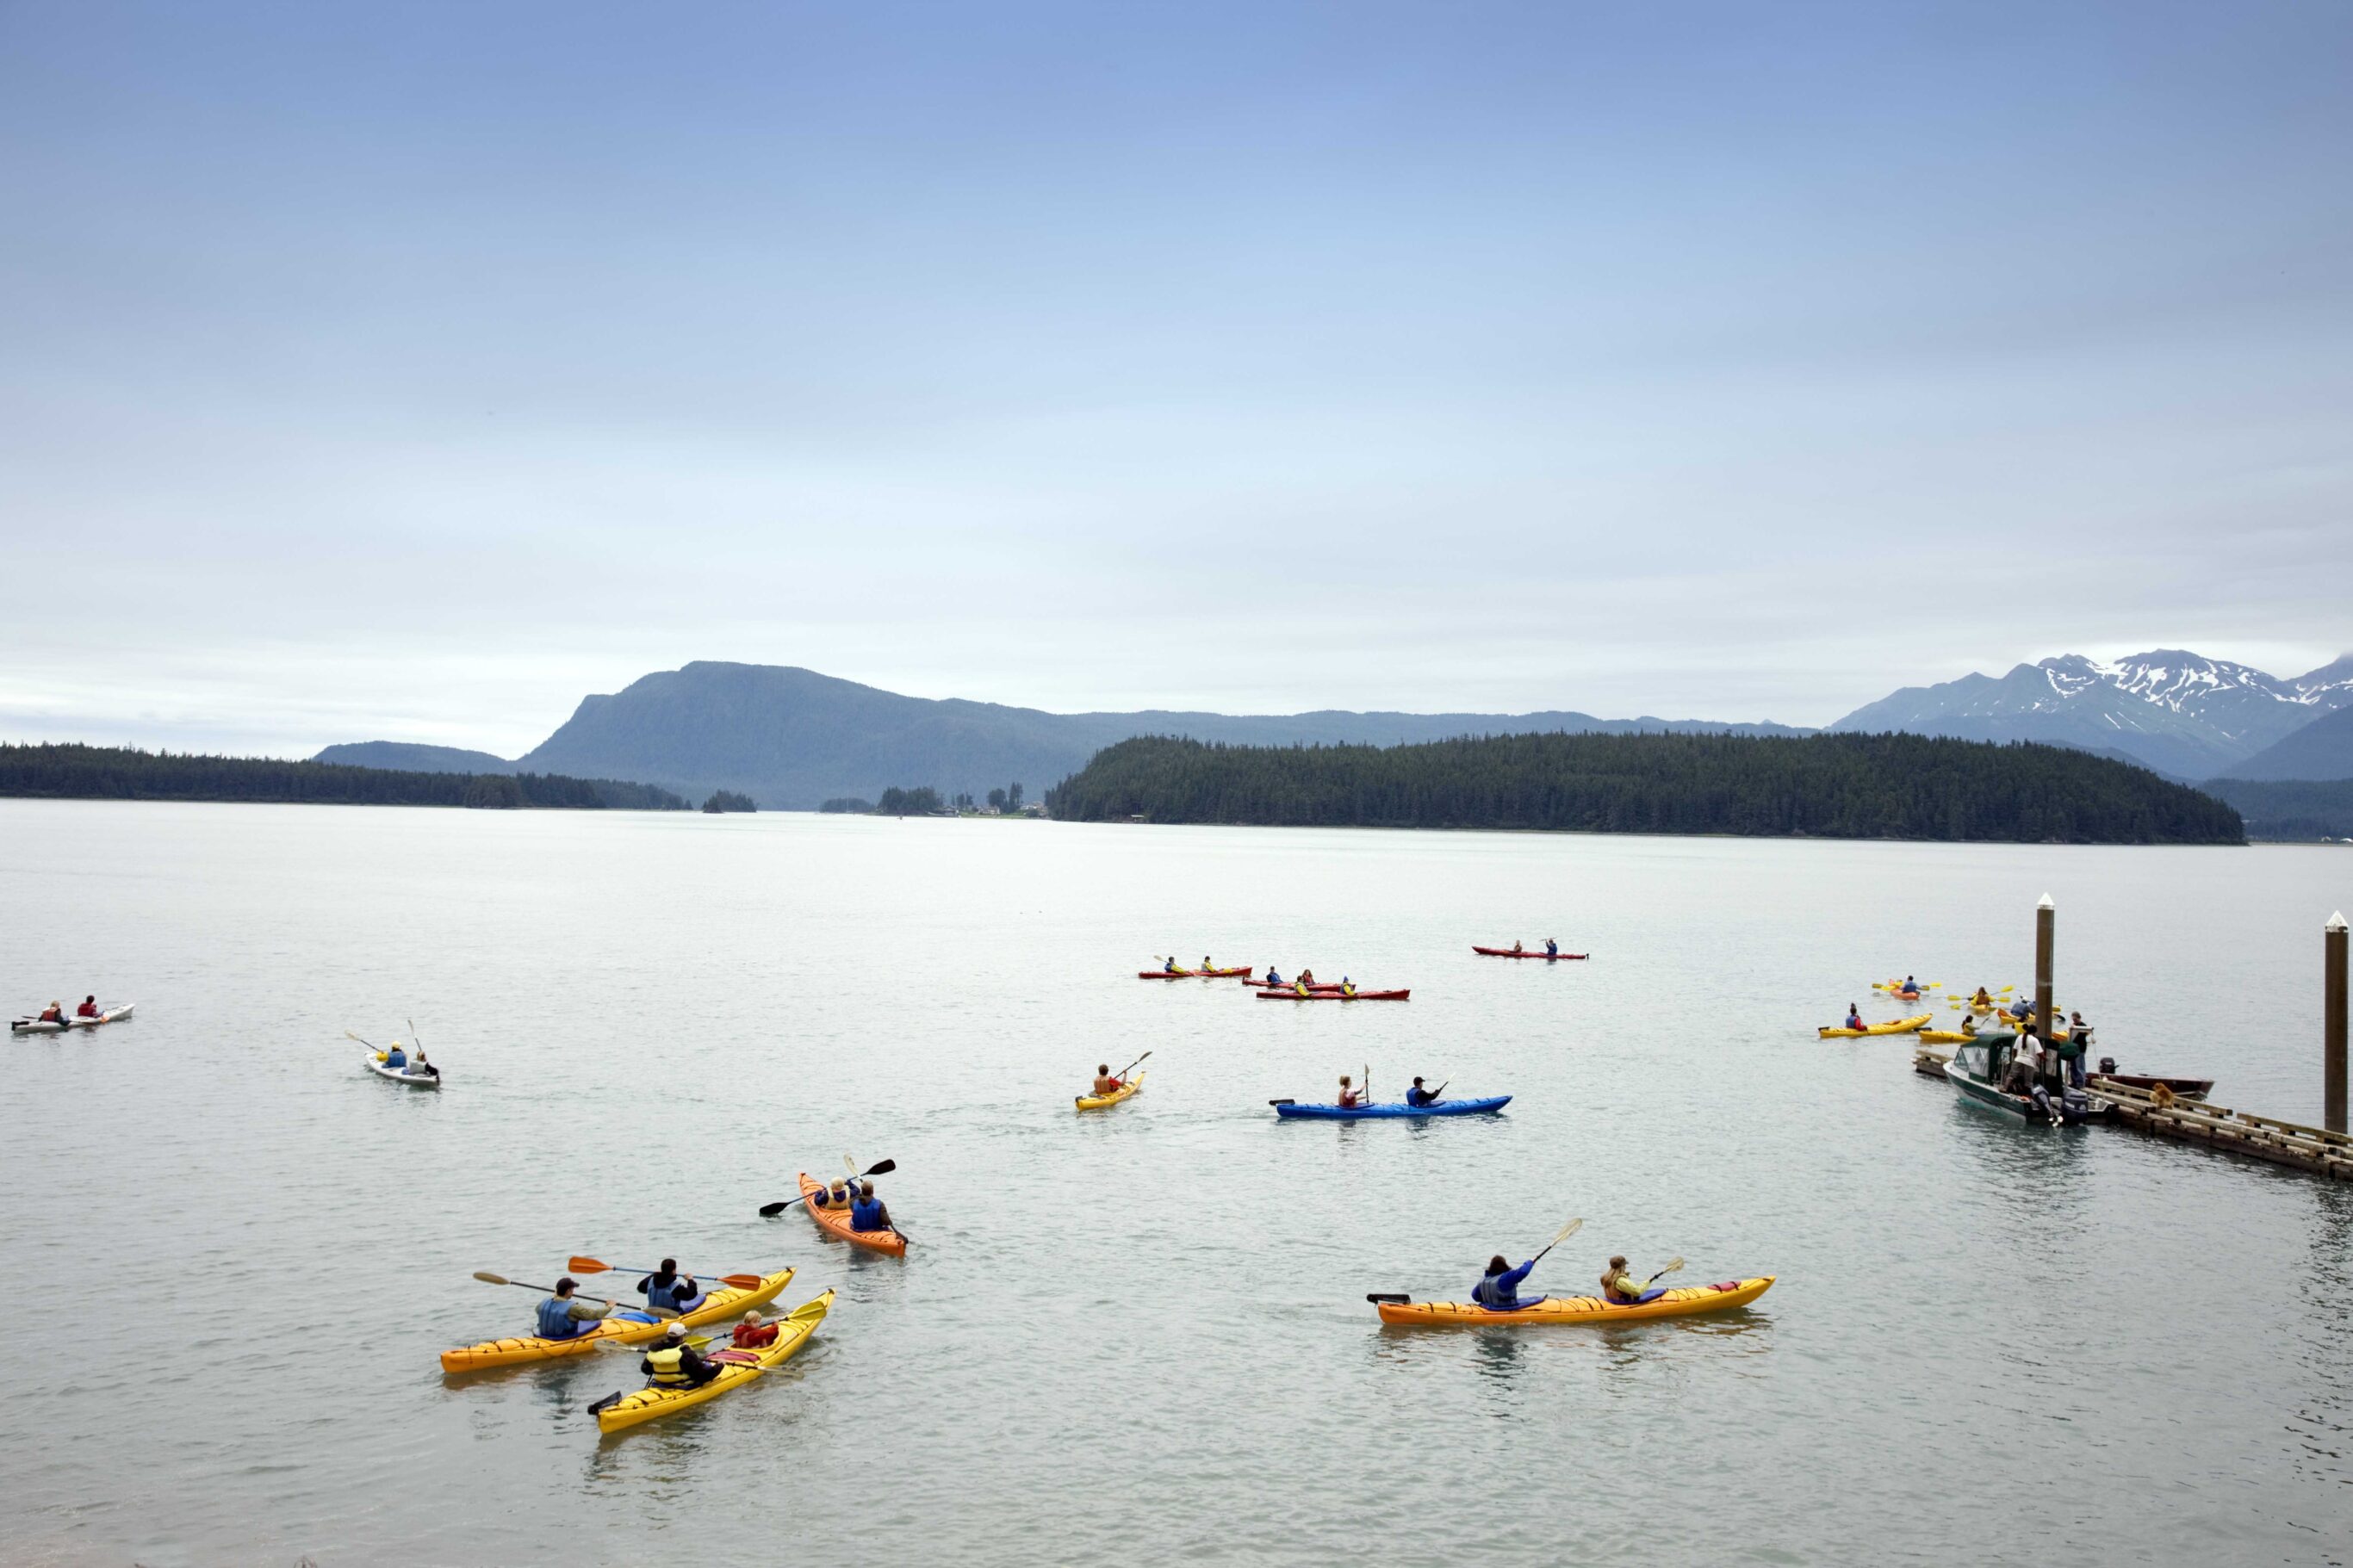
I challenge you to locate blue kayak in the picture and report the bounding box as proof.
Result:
[1273,1095,1511,1120]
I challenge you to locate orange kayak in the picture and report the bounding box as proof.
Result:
[798,1172,908,1255]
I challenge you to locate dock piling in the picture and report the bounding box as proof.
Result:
[2328,910,2348,1136]
[2035,893,2055,1039]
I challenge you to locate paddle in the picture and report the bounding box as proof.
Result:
[471,1271,677,1319]
[567,1257,767,1292]
[1113,1049,1152,1081]
[588,1296,830,1415]
[1366,1218,1584,1305]
[757,1158,896,1217]
[345,1029,380,1051]
[1642,1255,1686,1287]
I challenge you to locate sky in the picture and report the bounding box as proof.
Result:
[3,0,2348,757]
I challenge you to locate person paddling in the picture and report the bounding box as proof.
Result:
[75,995,99,1019]
[850,1181,893,1235]
[1405,1076,1443,1108]
[382,1039,408,1070]
[38,1001,66,1025]
[732,1310,779,1348]
[1201,955,1214,972]
[1600,1255,1659,1305]
[1336,1074,1363,1110]
[1511,939,1524,954]
[1544,939,1557,957]
[1092,1063,1126,1095]
[536,1276,615,1342]
[1265,967,1283,988]
[1473,1254,1544,1311]
[1845,1003,1865,1032]
[1164,956,1180,974]
[1294,978,1312,997]
[1339,976,1357,998]
[636,1259,703,1313]
[641,1322,720,1390]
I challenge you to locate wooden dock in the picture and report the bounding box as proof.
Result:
[1913,1047,2353,1181]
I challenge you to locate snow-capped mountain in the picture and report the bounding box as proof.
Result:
[1830,650,2353,779]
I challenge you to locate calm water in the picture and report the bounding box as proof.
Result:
[3,803,2349,1566]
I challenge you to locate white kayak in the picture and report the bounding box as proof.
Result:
[364,1051,442,1088]
[12,1002,135,1035]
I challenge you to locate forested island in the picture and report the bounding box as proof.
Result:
[701,790,758,813]
[1046,733,2244,844]
[0,744,689,810]
[2201,778,2353,841]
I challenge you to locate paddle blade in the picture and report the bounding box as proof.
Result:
[588,1391,621,1416]
[1267,1099,1296,1106]
[758,1199,798,1217]
[473,1271,512,1286]
[1365,1292,1412,1305]
[717,1274,765,1291]
[786,1296,830,1321]
[861,1158,897,1178]
[568,1256,612,1274]
[1549,1217,1586,1249]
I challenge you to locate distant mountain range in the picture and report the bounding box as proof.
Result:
[318,662,1807,809]
[1828,650,2353,780]
[314,648,2353,809]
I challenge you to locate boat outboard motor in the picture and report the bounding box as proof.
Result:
[2097,1056,2117,1076]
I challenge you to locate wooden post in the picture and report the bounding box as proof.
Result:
[2034,894,2054,1044]
[2328,910,2348,1135]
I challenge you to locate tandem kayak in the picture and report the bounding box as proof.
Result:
[1374,1275,1774,1326]
[1274,1095,1509,1120]
[439,1268,794,1373]
[1076,1071,1145,1112]
[11,1002,135,1034]
[1817,1013,1929,1038]
[364,1051,442,1088]
[1257,988,1410,1001]
[1471,947,1586,960]
[1138,966,1254,979]
[593,1288,832,1435]
[1245,979,1340,992]
[798,1173,907,1255]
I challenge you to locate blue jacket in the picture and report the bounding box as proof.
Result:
[640,1274,698,1311]
[537,1296,587,1340]
[384,1048,407,1069]
[850,1197,886,1232]
[1472,1259,1536,1310]
[1406,1086,1438,1106]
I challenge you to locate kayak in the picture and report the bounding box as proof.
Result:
[1817,1013,1929,1038]
[593,1287,832,1435]
[1257,988,1410,1001]
[798,1172,907,1255]
[1375,1275,1775,1326]
[1138,966,1254,979]
[1471,947,1586,960]
[1275,1095,1510,1120]
[1245,979,1340,992]
[439,1267,794,1372]
[1919,1030,1976,1044]
[364,1051,442,1088]
[1076,1070,1144,1112]
[11,1002,135,1034]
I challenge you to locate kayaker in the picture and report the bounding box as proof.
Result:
[383,1040,408,1070]
[1164,957,1179,974]
[641,1322,721,1390]
[1544,939,1557,957]
[1299,969,1316,986]
[1092,1063,1126,1095]
[731,1310,779,1349]
[412,1049,439,1080]
[1405,1076,1442,1108]
[1844,1004,1864,1032]
[1340,977,1357,998]
[1511,940,1524,953]
[849,1183,892,1234]
[1265,967,1283,988]
[1903,975,1917,993]
[1972,986,1994,1009]
[636,1260,702,1313]
[1201,956,1214,972]
[1472,1255,1543,1311]
[1336,1075,1363,1110]
[1293,979,1311,997]
[817,1180,853,1210]
[1959,1014,1977,1038]
[75,995,99,1019]
[37,1001,65,1025]
[1600,1256,1659,1305]
[536,1277,615,1342]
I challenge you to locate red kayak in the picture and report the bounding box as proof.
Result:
[1138,966,1255,980]
[1257,988,1410,1001]
[1472,945,1586,960]
[1244,979,1341,992]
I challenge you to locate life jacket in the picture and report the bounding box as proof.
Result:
[850,1198,885,1232]
[644,1274,686,1310]
[384,1049,406,1069]
[1266,971,1282,986]
[1545,944,1556,955]
[1406,1087,1430,1106]
[77,1001,98,1017]
[1473,1272,1517,1309]
[537,1296,585,1340]
[644,1346,693,1387]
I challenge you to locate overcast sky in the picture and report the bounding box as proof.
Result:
[3,1,2348,757]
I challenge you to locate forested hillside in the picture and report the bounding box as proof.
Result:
[1048,733,2243,844]
[0,744,688,810]
[2200,778,2353,840]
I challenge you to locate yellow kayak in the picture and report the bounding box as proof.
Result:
[1920,1029,1980,1044]
[593,1289,832,1434]
[1376,1275,1774,1326]
[1076,1070,1145,1112]
[1818,1013,1929,1038]
[439,1269,792,1373]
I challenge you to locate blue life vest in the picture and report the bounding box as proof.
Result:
[645,1276,688,1311]
[537,1296,585,1340]
[850,1197,885,1232]
[1406,1087,1432,1106]
[1266,971,1282,986]
[1545,943,1557,955]
[1473,1261,1534,1309]
[384,1049,406,1069]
